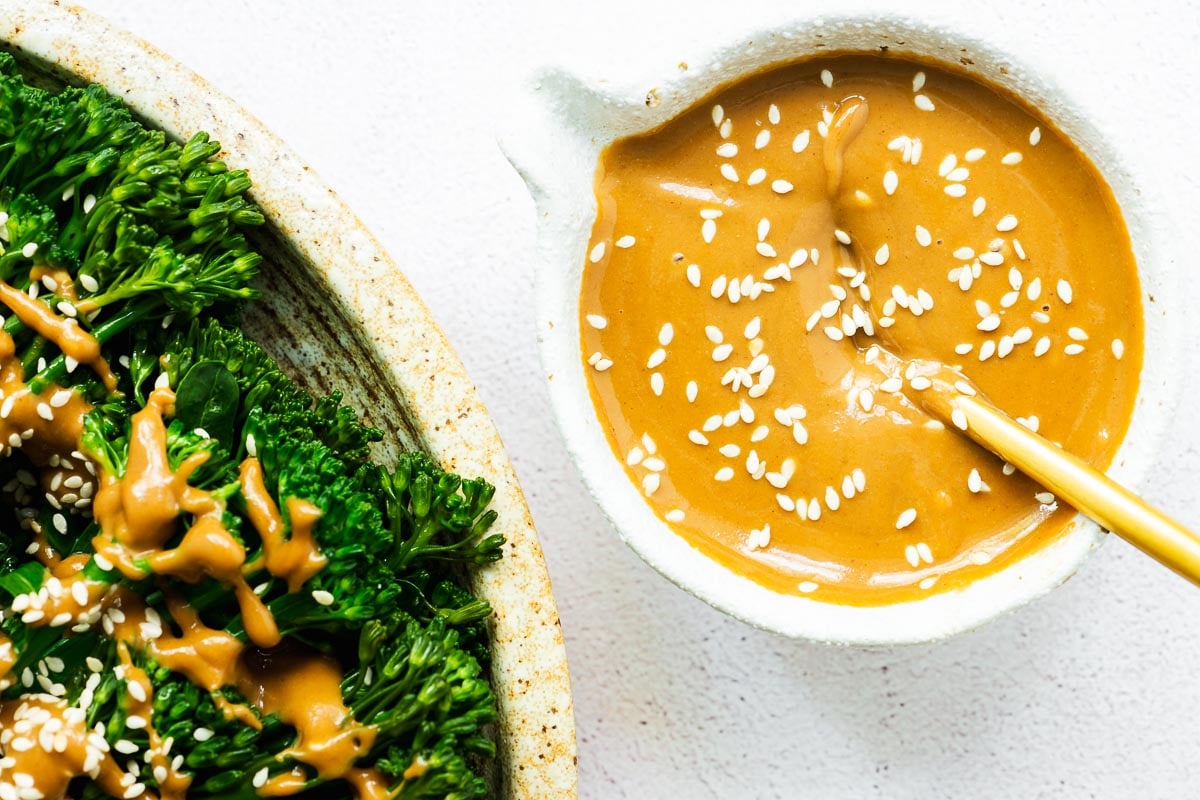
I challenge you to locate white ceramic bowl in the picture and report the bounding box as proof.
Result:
[0,1,579,795]
[503,14,1182,645]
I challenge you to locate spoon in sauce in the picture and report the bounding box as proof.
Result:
[822,96,1200,587]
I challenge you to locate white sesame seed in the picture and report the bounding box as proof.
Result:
[944,183,967,198]
[821,69,834,87]
[686,264,701,287]
[915,225,932,247]
[953,246,975,260]
[646,348,667,369]
[1068,327,1088,341]
[720,118,732,138]
[912,71,926,92]
[311,589,335,606]
[711,104,724,126]
[977,313,1001,332]
[1064,343,1085,356]
[1002,151,1023,165]
[946,167,970,182]
[594,358,613,372]
[615,235,636,249]
[712,343,733,362]
[642,473,661,495]
[914,94,935,112]
[747,168,766,186]
[797,581,819,593]
[792,422,809,445]
[1029,126,1042,146]
[883,170,899,196]
[650,372,664,396]
[21,242,37,258]
[589,242,606,263]
[996,214,1019,232]
[852,468,866,492]
[965,147,986,162]
[951,408,969,430]
[1035,491,1056,505]
[771,179,793,194]
[720,163,739,183]
[714,467,734,482]
[792,129,811,153]
[756,129,772,150]
[971,196,987,218]
[968,468,983,493]
[1057,279,1073,304]
[1112,338,1125,359]
[895,508,917,529]
[716,142,739,158]
[874,244,890,266]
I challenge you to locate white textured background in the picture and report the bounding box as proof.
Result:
[76,2,1200,798]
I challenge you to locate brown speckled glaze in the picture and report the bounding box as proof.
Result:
[0,2,578,796]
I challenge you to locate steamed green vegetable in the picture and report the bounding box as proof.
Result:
[0,52,502,799]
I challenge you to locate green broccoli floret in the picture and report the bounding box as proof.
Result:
[0,53,503,800]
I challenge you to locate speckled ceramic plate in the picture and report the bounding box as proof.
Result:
[505,14,1183,646]
[0,1,578,796]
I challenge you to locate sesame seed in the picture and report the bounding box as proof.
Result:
[756,129,771,150]
[1112,339,1125,359]
[821,69,834,87]
[716,142,739,158]
[965,147,986,162]
[253,767,270,789]
[996,214,1019,232]
[21,242,37,258]
[1057,279,1073,303]
[951,408,969,430]
[312,589,335,606]
[720,118,732,138]
[914,94,935,112]
[686,264,701,287]
[1029,126,1042,146]
[807,498,821,520]
[874,244,890,266]
[895,508,917,529]
[711,104,724,126]
[977,313,1001,332]
[1064,343,1085,356]
[1001,151,1023,165]
[883,170,898,196]
[771,179,794,194]
[594,358,613,371]
[946,167,969,182]
[1068,327,1088,341]
[650,372,664,395]
[914,225,932,247]
[972,197,987,217]
[944,183,967,197]
[747,168,766,186]
[714,467,734,482]
[589,242,606,263]
[712,343,733,362]
[967,468,983,493]
[615,235,636,249]
[953,246,975,260]
[793,130,811,153]
[1035,491,1056,504]
[919,577,937,590]
[586,314,607,330]
[642,473,661,495]
[912,71,926,92]
[646,348,667,369]
[797,581,819,593]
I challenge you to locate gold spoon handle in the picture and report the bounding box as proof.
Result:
[950,393,1200,586]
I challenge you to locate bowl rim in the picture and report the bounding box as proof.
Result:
[504,11,1184,646]
[0,1,579,794]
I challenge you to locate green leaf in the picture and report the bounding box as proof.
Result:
[175,360,239,448]
[0,562,44,597]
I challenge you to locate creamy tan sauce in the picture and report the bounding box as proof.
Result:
[0,275,382,798]
[241,458,328,593]
[0,280,116,392]
[581,54,1142,604]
